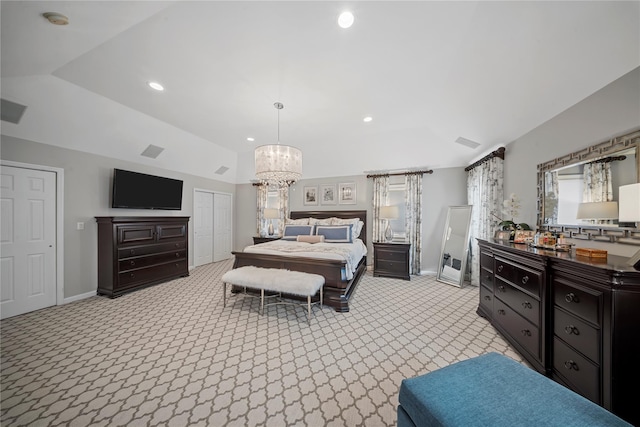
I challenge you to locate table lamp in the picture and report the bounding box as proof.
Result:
[380,205,399,242]
[264,208,280,236]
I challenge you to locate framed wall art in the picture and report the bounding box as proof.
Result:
[303,186,318,206]
[338,182,356,205]
[320,184,337,205]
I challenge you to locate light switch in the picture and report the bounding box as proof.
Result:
[77,222,85,230]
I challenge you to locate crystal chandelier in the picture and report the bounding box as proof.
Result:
[255,102,302,186]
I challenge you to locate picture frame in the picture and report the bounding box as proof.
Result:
[338,182,356,205]
[494,230,512,241]
[320,184,337,205]
[303,186,318,206]
[514,230,535,244]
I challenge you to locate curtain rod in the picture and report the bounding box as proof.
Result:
[464,147,505,172]
[366,169,433,179]
[588,155,626,165]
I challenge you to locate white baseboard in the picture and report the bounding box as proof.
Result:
[63,290,97,305]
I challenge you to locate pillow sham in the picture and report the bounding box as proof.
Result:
[332,218,364,239]
[282,224,315,240]
[296,235,325,243]
[315,224,353,243]
[309,217,334,226]
[285,217,309,225]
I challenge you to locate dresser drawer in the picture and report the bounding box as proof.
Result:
[554,280,601,326]
[513,267,541,297]
[480,251,493,271]
[494,258,516,283]
[157,224,187,241]
[494,299,540,359]
[480,267,493,289]
[117,225,156,245]
[118,261,187,288]
[119,250,186,272]
[554,308,599,363]
[553,337,600,404]
[495,278,539,326]
[479,285,493,314]
[118,240,187,259]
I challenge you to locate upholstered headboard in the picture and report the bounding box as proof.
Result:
[290,210,367,246]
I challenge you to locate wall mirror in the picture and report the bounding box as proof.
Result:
[537,129,640,242]
[437,206,473,288]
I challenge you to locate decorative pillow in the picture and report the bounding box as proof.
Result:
[315,225,353,243]
[282,224,315,240]
[332,218,364,239]
[296,235,325,244]
[309,217,334,226]
[285,217,309,225]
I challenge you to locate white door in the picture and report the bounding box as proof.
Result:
[194,190,214,267]
[1,166,57,319]
[213,192,232,262]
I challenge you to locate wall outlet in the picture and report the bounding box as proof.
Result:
[77,222,85,230]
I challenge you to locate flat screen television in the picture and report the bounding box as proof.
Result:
[112,168,183,210]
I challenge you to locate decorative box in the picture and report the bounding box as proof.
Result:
[576,248,608,258]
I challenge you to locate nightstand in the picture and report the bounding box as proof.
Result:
[373,242,411,280]
[253,236,281,245]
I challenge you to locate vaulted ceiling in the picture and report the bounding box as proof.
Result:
[2,1,639,184]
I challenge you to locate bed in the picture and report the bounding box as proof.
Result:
[231,210,367,312]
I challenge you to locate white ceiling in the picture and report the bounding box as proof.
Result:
[2,1,639,184]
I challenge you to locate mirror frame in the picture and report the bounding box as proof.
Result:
[436,205,473,288]
[536,128,640,243]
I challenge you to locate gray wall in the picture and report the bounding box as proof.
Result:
[503,66,640,256]
[1,135,235,299]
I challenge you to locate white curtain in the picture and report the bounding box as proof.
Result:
[583,162,613,203]
[372,176,389,242]
[544,171,559,225]
[278,184,289,232]
[256,184,268,236]
[467,157,504,286]
[405,174,422,275]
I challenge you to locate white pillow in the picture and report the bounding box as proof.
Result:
[309,217,333,226]
[332,217,364,239]
[285,217,309,225]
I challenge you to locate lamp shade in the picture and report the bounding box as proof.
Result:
[576,201,618,220]
[255,144,302,184]
[263,208,280,219]
[619,183,640,222]
[379,205,399,219]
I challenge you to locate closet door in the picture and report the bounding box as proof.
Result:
[193,190,214,266]
[213,192,232,262]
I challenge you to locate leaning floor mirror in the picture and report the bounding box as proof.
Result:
[437,205,473,288]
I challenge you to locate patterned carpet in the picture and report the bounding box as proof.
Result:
[1,258,523,427]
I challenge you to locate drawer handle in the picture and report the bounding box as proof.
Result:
[521,275,529,284]
[565,293,580,303]
[497,309,506,315]
[175,243,180,247]
[483,295,491,301]
[521,301,532,309]
[520,329,531,337]
[564,325,580,335]
[130,261,135,266]
[130,249,135,255]
[485,274,492,283]
[130,273,135,278]
[564,360,579,371]
[175,253,180,258]
[497,285,505,292]
[497,265,504,273]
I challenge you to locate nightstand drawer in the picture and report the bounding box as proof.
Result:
[373,242,411,280]
[376,249,407,262]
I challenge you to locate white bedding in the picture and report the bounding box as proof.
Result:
[243,239,367,280]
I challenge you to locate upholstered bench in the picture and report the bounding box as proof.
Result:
[398,352,631,427]
[221,266,324,323]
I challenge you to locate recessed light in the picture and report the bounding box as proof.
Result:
[363,116,373,123]
[338,11,354,29]
[147,81,164,91]
[247,137,255,142]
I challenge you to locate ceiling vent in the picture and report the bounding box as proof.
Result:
[140,144,164,159]
[455,137,481,149]
[215,166,229,175]
[1,99,27,124]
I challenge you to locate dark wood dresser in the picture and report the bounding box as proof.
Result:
[478,239,640,425]
[96,217,190,297]
[373,242,411,280]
